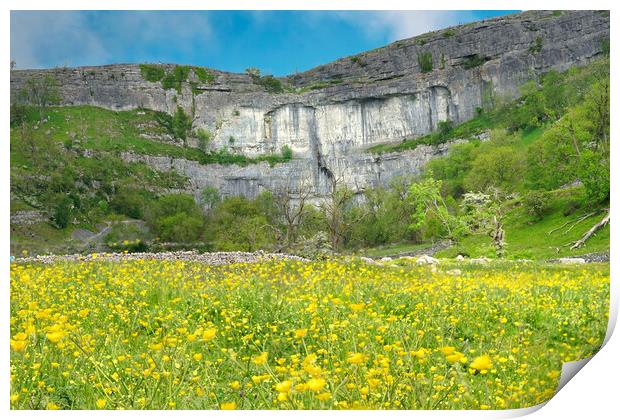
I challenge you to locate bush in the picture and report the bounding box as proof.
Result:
[155,108,193,141]
[139,64,166,82]
[111,189,146,219]
[257,75,284,93]
[156,213,204,242]
[193,67,215,84]
[52,197,73,228]
[107,239,149,253]
[281,145,293,160]
[522,190,550,220]
[196,128,213,151]
[462,54,487,70]
[563,199,582,217]
[418,52,433,73]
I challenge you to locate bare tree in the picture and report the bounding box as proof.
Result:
[18,75,60,123]
[269,168,314,251]
[320,172,367,251]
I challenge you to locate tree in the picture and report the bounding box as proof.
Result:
[18,75,60,123]
[269,169,313,251]
[321,174,366,251]
[461,188,510,257]
[407,175,467,243]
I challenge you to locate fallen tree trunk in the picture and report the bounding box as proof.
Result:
[570,211,610,250]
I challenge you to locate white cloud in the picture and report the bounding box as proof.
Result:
[10,11,109,69]
[338,10,478,42]
[10,11,213,69]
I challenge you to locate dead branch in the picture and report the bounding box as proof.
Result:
[569,211,610,250]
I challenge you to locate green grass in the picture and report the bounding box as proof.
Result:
[10,258,609,409]
[436,187,609,260]
[13,105,293,167]
[358,242,433,258]
[367,112,496,154]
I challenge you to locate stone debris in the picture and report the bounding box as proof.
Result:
[15,250,309,265]
[469,257,491,264]
[556,257,587,264]
[447,269,462,276]
[455,255,465,261]
[380,257,393,262]
[416,255,439,265]
[10,210,47,225]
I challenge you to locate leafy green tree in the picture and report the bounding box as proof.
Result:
[18,75,60,123]
[408,175,468,243]
[461,188,510,257]
[156,213,204,242]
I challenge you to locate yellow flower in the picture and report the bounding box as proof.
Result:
[294,328,308,338]
[193,353,203,362]
[229,380,241,390]
[10,393,20,403]
[220,401,236,410]
[305,377,326,392]
[202,328,217,341]
[439,346,455,356]
[349,303,365,312]
[277,392,288,401]
[252,352,268,365]
[46,402,60,410]
[96,399,106,409]
[346,352,366,365]
[470,355,493,373]
[10,339,28,352]
[275,380,291,393]
[317,392,332,401]
[446,351,467,364]
[46,331,65,343]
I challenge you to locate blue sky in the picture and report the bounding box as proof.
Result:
[11,10,518,75]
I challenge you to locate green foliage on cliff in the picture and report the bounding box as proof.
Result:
[140,64,215,92]
[139,64,166,82]
[418,52,433,72]
[462,54,488,69]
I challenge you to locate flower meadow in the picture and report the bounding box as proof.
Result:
[10,258,609,410]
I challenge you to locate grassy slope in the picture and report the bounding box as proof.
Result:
[436,187,609,259]
[361,189,609,261]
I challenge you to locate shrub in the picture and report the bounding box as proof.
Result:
[139,64,165,82]
[196,128,213,151]
[155,108,193,141]
[110,189,146,219]
[462,54,487,70]
[563,199,582,217]
[156,213,204,242]
[257,75,284,93]
[281,145,293,160]
[107,239,149,253]
[52,197,73,228]
[528,36,543,54]
[418,52,433,73]
[522,190,550,220]
[193,67,215,84]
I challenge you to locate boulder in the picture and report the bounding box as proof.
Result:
[470,257,491,264]
[557,257,586,264]
[416,255,439,265]
[455,255,465,261]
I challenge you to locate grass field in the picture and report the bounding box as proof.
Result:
[10,258,609,410]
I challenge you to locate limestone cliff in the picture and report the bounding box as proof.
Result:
[10,10,610,199]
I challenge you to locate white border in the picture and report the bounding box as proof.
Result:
[3,1,618,419]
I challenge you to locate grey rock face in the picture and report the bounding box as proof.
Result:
[10,10,609,199]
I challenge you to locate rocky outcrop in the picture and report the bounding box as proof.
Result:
[10,10,609,199]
